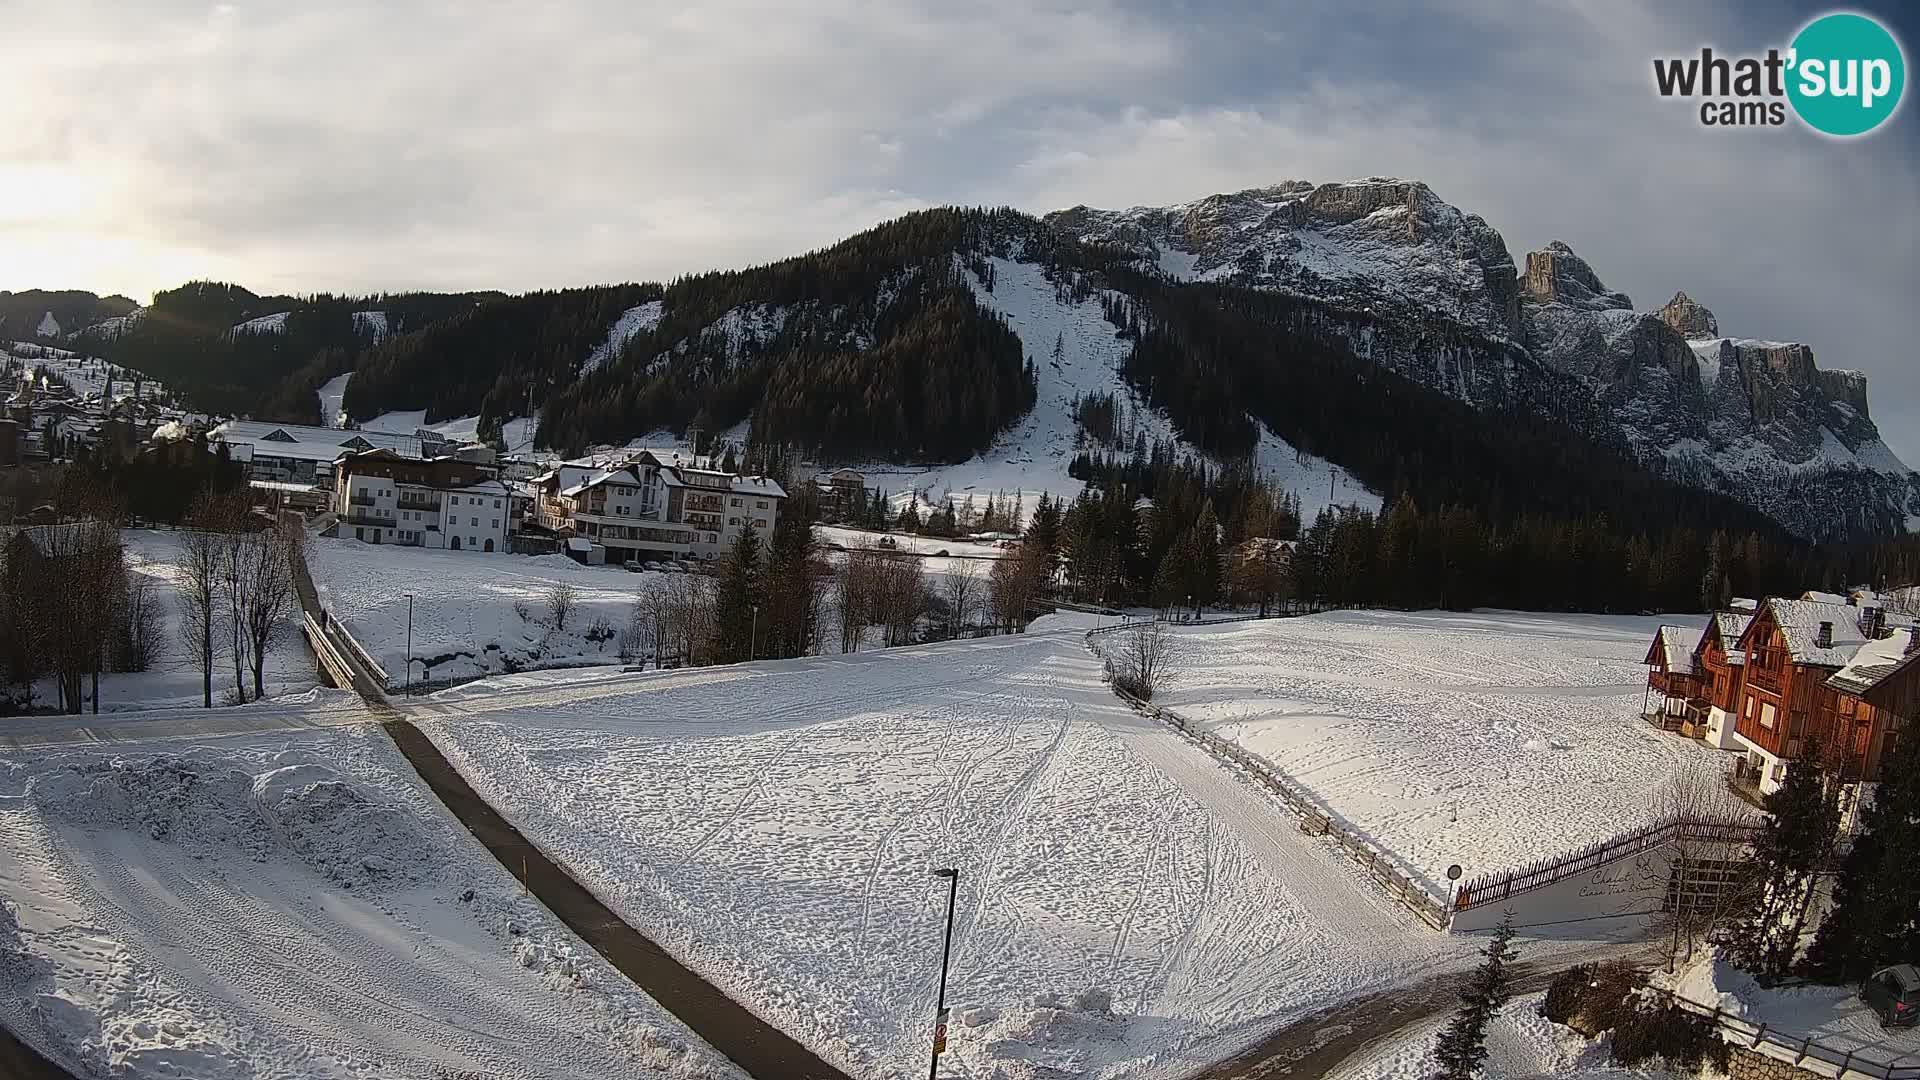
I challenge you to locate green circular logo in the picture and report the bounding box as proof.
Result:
[1787,12,1906,136]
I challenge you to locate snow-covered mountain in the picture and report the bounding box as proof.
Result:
[1047,178,1919,538]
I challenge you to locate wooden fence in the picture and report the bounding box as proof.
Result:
[1084,621,1454,931]
[1453,817,1765,913]
[1652,988,1920,1080]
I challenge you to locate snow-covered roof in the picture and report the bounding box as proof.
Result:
[1711,612,1753,665]
[1826,627,1919,696]
[730,475,786,499]
[1758,598,1871,667]
[1729,597,1758,611]
[211,420,423,461]
[1652,625,1702,671]
[1801,590,1848,606]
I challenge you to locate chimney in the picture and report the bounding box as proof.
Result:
[1816,621,1834,649]
[1908,626,1920,657]
[1859,606,1885,640]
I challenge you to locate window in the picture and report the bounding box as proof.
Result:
[493,499,501,509]
[450,496,459,505]
[470,516,479,527]
[469,536,477,548]
[756,500,767,509]
[730,497,742,507]
[728,516,739,526]
[755,518,767,529]
[1760,702,1777,729]
[491,519,499,529]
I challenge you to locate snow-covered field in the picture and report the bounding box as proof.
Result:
[317,370,535,452]
[414,628,1473,1079]
[8,348,167,404]
[0,726,743,1080]
[1154,611,1731,892]
[21,531,319,712]
[306,537,661,686]
[1327,991,1677,1080]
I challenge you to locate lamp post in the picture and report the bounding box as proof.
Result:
[929,867,959,1080]
[750,603,759,661]
[404,592,413,691]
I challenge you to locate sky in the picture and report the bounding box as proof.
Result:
[2,0,1916,461]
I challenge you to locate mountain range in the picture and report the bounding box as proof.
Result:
[7,178,1915,542]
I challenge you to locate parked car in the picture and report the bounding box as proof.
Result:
[1862,964,1920,1028]
[877,536,898,549]
[622,560,645,572]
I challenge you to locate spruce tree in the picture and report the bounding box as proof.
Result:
[1727,738,1843,980]
[714,525,762,663]
[1805,729,1920,983]
[1433,912,1517,1080]
[1189,501,1221,617]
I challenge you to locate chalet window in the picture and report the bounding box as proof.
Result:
[1760,702,1776,729]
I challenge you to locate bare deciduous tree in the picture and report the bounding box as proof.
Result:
[1656,753,1760,971]
[1106,620,1182,701]
[237,523,298,701]
[941,560,981,639]
[178,491,232,709]
[115,568,164,673]
[835,547,885,653]
[873,557,927,647]
[546,582,578,630]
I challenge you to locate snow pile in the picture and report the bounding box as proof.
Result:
[420,629,1470,1077]
[1664,952,1920,1059]
[1156,610,1735,890]
[0,728,747,1080]
[308,537,658,685]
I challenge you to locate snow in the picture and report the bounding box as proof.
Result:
[1153,610,1738,893]
[852,256,1376,528]
[416,628,1474,1079]
[231,311,291,335]
[306,537,662,686]
[19,531,319,712]
[1327,991,1680,1080]
[35,310,60,338]
[316,372,352,428]
[359,408,537,453]
[1667,951,1920,1062]
[352,309,388,342]
[0,726,745,1080]
[9,350,166,404]
[584,300,665,373]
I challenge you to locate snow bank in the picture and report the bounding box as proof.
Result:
[0,728,746,1080]
[1664,952,1920,1059]
[1327,992,1666,1080]
[1156,610,1733,890]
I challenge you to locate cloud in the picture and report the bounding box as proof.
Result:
[1,0,1914,462]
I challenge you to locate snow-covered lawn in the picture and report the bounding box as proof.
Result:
[414,629,1472,1079]
[1327,991,1678,1080]
[0,725,743,1080]
[306,537,661,686]
[1154,610,1731,892]
[22,531,319,712]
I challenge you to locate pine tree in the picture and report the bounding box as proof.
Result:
[1433,912,1517,1080]
[1805,729,1920,983]
[1727,738,1844,980]
[713,525,762,663]
[1701,532,1732,611]
[1188,500,1221,617]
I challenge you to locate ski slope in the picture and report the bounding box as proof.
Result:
[1154,611,1737,892]
[0,726,743,1080]
[855,256,1378,526]
[413,628,1468,1079]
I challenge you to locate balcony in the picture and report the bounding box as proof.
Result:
[345,510,395,527]
[348,494,378,507]
[1747,665,1783,694]
[397,494,441,512]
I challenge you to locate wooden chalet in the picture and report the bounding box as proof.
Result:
[1643,624,1706,730]
[1728,596,1910,799]
[1692,611,1752,749]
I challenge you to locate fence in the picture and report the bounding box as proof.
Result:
[1453,817,1765,913]
[1084,621,1454,931]
[1652,988,1920,1080]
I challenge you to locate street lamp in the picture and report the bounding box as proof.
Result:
[750,603,759,661]
[928,867,959,1080]
[404,592,413,691]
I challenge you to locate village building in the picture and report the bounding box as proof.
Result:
[208,420,440,490]
[1727,597,1907,800]
[530,449,786,563]
[1694,610,1753,749]
[326,448,514,553]
[1644,624,1705,729]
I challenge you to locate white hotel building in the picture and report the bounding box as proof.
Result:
[531,450,785,562]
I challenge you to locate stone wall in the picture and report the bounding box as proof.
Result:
[1727,1045,1831,1080]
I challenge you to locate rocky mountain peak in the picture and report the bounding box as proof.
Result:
[1657,291,1720,339]
[1521,241,1632,311]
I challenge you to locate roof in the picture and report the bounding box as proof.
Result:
[1756,597,1871,667]
[1729,597,1758,611]
[1651,625,1703,671]
[1802,590,1848,605]
[1826,627,1919,696]
[209,419,423,461]
[1711,612,1752,665]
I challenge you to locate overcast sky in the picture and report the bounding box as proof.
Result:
[3,0,1916,461]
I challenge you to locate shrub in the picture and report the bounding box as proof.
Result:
[1610,995,1728,1074]
[1541,965,1592,1025]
